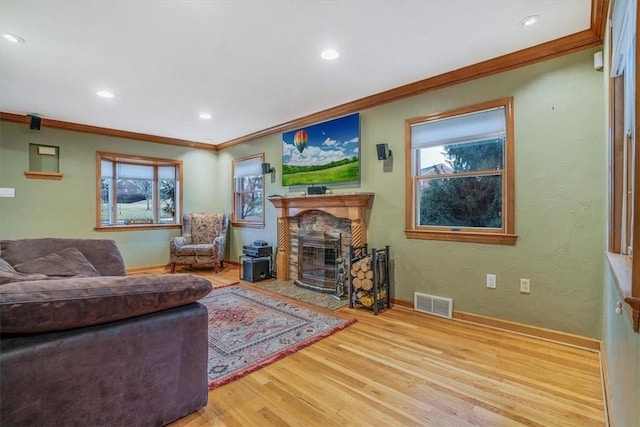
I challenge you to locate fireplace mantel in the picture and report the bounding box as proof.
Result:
[268,192,374,281]
[268,192,373,218]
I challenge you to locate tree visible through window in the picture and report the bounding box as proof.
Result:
[405,98,516,244]
[96,152,182,228]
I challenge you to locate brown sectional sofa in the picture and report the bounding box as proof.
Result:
[0,238,213,426]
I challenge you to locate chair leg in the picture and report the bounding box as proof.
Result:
[170,263,176,273]
[214,262,220,274]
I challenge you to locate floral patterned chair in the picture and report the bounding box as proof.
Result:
[170,212,229,273]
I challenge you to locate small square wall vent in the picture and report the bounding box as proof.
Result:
[414,292,453,318]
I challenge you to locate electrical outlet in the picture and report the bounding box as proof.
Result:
[486,274,496,289]
[520,278,530,294]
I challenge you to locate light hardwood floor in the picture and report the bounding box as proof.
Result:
[166,265,606,427]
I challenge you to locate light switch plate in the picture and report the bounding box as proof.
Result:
[0,187,16,197]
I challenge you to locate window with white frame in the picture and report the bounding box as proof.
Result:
[232,154,265,228]
[97,152,181,229]
[405,98,516,244]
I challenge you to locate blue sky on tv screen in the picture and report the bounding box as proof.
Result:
[282,113,359,167]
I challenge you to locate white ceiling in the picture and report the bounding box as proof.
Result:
[0,0,592,146]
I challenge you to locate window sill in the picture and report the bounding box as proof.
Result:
[95,224,181,232]
[405,229,517,245]
[606,252,640,332]
[231,221,265,229]
[24,171,63,180]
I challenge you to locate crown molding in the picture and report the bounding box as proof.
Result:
[1,1,608,151]
[0,112,217,151]
[218,26,604,151]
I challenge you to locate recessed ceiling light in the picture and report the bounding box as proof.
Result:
[2,33,25,43]
[96,90,114,98]
[321,49,339,60]
[199,113,212,120]
[519,15,540,27]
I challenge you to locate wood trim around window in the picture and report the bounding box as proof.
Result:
[404,97,516,245]
[231,153,265,228]
[607,4,640,332]
[94,151,183,231]
[629,6,640,330]
[609,77,625,253]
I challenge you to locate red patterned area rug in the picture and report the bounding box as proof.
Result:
[199,285,356,390]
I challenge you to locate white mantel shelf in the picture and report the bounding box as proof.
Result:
[268,192,374,281]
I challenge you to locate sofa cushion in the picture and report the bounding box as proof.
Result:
[0,274,213,333]
[0,271,51,285]
[190,213,222,244]
[0,257,16,272]
[0,239,126,276]
[172,244,215,256]
[13,247,101,278]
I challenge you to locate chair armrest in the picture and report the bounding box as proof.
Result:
[213,235,225,261]
[170,236,190,250]
[219,213,230,239]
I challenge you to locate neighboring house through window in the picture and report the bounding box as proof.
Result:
[232,153,265,228]
[405,97,516,244]
[96,152,182,230]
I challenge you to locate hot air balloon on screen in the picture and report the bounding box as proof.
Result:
[293,129,308,153]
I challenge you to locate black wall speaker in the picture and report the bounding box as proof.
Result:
[376,143,390,160]
[261,162,276,174]
[29,115,41,130]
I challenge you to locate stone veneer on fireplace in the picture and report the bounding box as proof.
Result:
[268,193,374,282]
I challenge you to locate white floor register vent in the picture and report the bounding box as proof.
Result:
[414,292,453,318]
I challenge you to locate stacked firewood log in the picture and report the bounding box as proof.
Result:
[350,255,374,291]
[351,255,387,308]
[348,245,390,314]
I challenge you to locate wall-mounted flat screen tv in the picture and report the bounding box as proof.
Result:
[282,113,360,186]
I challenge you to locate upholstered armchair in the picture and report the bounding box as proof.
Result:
[170,212,229,273]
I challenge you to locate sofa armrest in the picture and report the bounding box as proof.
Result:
[1,303,209,426]
[0,274,212,334]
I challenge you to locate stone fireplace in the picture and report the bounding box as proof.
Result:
[268,193,374,283]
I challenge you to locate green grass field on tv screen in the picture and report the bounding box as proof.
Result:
[282,160,359,186]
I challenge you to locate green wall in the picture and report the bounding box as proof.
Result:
[0,124,218,268]
[222,48,606,339]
